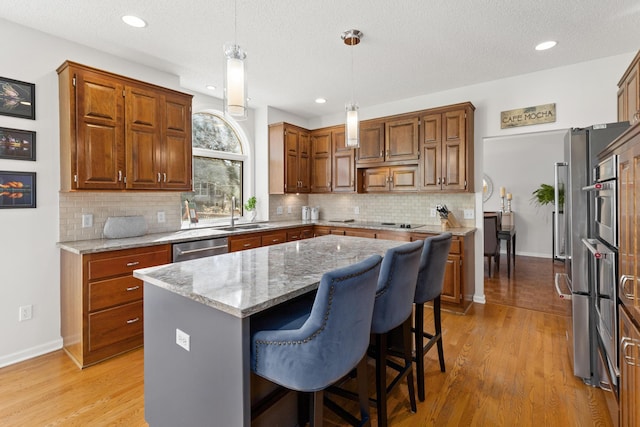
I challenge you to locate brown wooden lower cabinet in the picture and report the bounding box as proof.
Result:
[228,226,314,252]
[619,305,640,426]
[60,244,171,368]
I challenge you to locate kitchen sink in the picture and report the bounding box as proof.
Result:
[217,224,266,232]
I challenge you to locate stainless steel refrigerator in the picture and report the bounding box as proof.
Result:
[554,122,628,385]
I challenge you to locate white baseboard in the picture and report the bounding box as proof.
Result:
[473,294,486,304]
[0,339,63,369]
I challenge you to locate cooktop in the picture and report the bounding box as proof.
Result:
[328,219,424,229]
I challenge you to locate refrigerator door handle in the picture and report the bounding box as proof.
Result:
[554,272,573,299]
[554,162,568,258]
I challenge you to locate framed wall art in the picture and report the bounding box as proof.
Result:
[0,127,35,161]
[0,171,36,208]
[0,77,35,120]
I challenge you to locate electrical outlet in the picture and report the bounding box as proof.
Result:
[19,305,32,321]
[354,206,360,215]
[176,328,190,351]
[276,206,283,215]
[82,213,93,228]
[430,208,436,218]
[463,209,475,219]
[287,206,292,214]
[157,211,166,223]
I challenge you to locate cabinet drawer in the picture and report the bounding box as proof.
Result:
[88,247,170,280]
[229,235,262,252]
[261,231,287,246]
[89,276,143,312]
[88,301,143,352]
[450,238,461,254]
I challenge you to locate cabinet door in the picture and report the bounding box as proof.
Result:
[311,131,332,193]
[363,167,389,192]
[420,113,442,191]
[161,93,192,190]
[441,109,467,191]
[74,69,125,189]
[625,62,639,123]
[298,131,311,192]
[284,127,299,193]
[356,121,385,164]
[441,254,461,303]
[386,117,419,162]
[618,87,627,123]
[619,306,640,426]
[332,128,356,192]
[389,166,418,192]
[125,85,161,189]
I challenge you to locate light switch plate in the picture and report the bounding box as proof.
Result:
[354,206,360,215]
[463,209,475,219]
[430,208,436,218]
[176,328,190,351]
[157,211,166,223]
[276,206,283,215]
[82,214,93,228]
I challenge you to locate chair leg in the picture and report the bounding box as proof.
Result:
[487,256,492,277]
[414,303,426,402]
[402,317,417,413]
[297,392,310,427]
[434,296,445,373]
[311,390,324,427]
[375,333,388,427]
[356,356,371,427]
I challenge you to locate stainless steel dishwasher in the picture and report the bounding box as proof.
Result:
[172,237,228,262]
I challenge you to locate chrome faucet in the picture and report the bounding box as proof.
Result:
[231,196,236,228]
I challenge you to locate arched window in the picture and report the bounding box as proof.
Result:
[182,112,248,225]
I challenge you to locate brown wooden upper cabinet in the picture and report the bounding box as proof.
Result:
[57,61,192,191]
[359,165,418,193]
[269,123,311,194]
[310,128,332,193]
[618,50,640,125]
[310,125,355,193]
[420,102,475,192]
[356,116,419,166]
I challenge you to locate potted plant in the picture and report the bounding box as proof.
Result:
[244,196,257,222]
[531,184,564,209]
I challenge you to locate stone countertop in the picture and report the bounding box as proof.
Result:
[133,235,405,318]
[57,219,475,254]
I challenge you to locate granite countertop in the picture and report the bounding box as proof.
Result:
[133,234,406,318]
[57,219,475,254]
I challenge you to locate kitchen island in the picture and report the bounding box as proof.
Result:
[133,234,407,427]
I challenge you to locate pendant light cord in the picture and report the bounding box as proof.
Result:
[350,44,355,104]
[234,0,237,44]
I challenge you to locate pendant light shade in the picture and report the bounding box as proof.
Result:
[342,29,362,148]
[224,43,247,120]
[345,103,359,148]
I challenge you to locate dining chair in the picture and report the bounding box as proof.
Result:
[250,254,383,427]
[484,213,500,277]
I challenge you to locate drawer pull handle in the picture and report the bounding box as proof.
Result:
[126,261,140,267]
[243,243,252,247]
[126,317,140,324]
[126,286,140,291]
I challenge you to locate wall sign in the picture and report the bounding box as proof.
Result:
[501,103,556,129]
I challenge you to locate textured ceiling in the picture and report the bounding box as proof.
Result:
[1,0,639,119]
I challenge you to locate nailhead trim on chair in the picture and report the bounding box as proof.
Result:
[253,261,380,369]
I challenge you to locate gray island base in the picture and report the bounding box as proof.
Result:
[134,235,408,427]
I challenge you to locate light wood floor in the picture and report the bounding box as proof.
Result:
[0,256,613,426]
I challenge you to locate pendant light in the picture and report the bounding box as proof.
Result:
[223,0,248,120]
[342,29,362,148]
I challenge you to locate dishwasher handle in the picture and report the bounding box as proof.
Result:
[175,245,228,256]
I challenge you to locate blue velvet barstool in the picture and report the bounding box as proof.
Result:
[413,232,452,402]
[370,240,423,427]
[250,254,383,427]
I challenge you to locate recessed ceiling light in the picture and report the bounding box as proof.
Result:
[122,15,147,28]
[315,98,327,104]
[535,41,557,51]
[206,85,216,91]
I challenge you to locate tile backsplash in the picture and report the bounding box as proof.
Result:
[269,193,475,227]
[59,192,182,242]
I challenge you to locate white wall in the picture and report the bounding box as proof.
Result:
[484,129,568,257]
[0,16,635,366]
[0,19,256,367]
